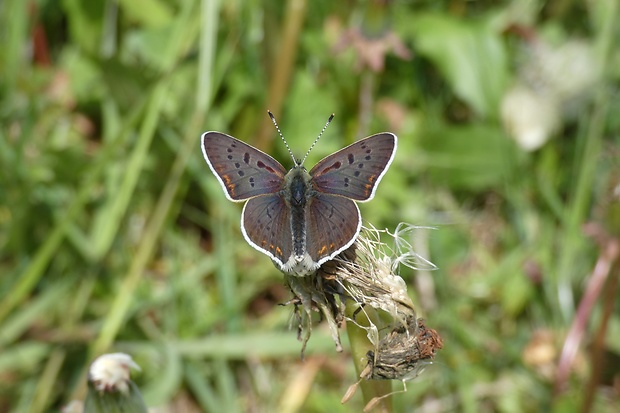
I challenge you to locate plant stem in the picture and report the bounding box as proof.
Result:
[345,301,392,413]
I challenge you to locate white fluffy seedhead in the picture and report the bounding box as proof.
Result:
[89,353,141,394]
[334,223,436,326]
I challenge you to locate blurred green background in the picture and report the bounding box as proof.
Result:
[1,0,619,412]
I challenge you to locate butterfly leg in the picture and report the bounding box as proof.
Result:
[351,302,367,322]
[279,297,304,342]
[312,297,343,353]
[285,275,316,360]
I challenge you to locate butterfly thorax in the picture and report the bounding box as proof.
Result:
[283,166,315,206]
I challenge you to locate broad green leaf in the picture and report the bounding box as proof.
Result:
[118,0,173,27]
[420,122,518,191]
[62,0,106,54]
[407,13,509,118]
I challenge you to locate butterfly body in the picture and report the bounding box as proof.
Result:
[201,127,396,276]
[283,168,313,266]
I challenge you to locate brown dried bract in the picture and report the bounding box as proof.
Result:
[342,317,443,408]
[364,317,443,381]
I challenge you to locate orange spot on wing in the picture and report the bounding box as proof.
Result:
[318,245,327,255]
[221,174,236,196]
[276,246,283,256]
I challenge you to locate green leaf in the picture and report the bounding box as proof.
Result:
[500,270,533,316]
[62,0,106,54]
[118,0,173,28]
[420,122,518,191]
[407,13,509,118]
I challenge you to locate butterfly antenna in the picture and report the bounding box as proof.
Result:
[268,110,297,165]
[301,113,335,165]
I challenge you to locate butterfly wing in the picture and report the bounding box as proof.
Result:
[305,193,361,265]
[202,132,287,201]
[309,133,397,201]
[241,194,292,268]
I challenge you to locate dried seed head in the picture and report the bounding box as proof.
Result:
[89,353,141,394]
[364,317,443,381]
[342,317,444,407]
[333,224,436,325]
[282,222,440,366]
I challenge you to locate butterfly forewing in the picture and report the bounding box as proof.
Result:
[305,194,361,264]
[241,194,292,267]
[202,132,287,201]
[309,133,397,201]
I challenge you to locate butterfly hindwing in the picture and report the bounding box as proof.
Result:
[202,132,287,201]
[305,193,361,265]
[309,133,397,201]
[241,194,292,267]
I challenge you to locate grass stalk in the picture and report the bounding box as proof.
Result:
[345,301,392,413]
[85,0,219,394]
[554,0,616,319]
[255,0,308,150]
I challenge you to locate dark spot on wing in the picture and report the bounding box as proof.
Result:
[227,155,233,160]
[365,155,371,160]
[249,177,255,187]
[237,170,245,177]
[234,162,240,168]
[348,154,355,164]
[366,149,371,154]
[358,163,364,169]
[344,177,350,187]
[257,160,276,173]
[243,153,250,164]
[354,170,361,177]
[227,148,233,153]
[321,161,342,174]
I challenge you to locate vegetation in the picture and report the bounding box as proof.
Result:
[1,0,619,412]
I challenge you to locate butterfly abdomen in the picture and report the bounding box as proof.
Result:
[283,169,312,263]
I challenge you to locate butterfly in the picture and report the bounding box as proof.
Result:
[201,112,397,276]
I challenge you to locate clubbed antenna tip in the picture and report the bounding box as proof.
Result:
[301,113,335,165]
[267,110,296,165]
